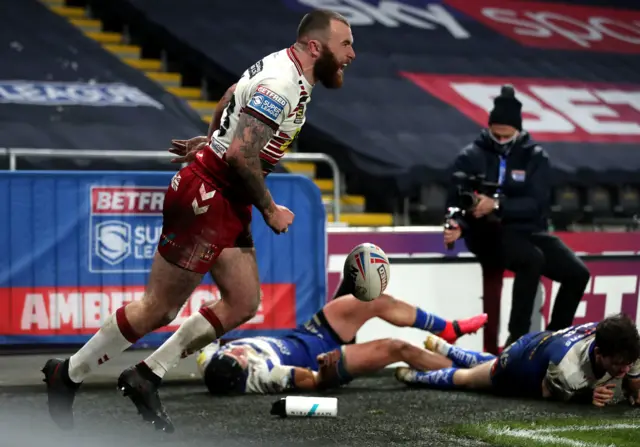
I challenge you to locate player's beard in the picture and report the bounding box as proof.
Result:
[313,46,343,89]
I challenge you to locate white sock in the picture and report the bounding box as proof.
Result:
[68,308,137,383]
[424,332,453,357]
[144,311,218,379]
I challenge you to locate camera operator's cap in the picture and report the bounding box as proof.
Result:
[488,84,522,131]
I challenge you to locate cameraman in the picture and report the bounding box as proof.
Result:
[444,85,590,349]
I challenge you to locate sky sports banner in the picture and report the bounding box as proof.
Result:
[286,0,640,54]
[0,172,326,346]
[402,74,640,143]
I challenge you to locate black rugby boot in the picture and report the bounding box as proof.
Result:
[118,363,174,433]
[42,358,80,430]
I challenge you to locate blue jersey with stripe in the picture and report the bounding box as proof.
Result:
[198,311,344,393]
[491,322,640,399]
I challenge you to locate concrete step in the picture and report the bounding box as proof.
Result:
[282,161,316,178]
[167,86,203,100]
[50,6,85,18]
[188,100,218,116]
[328,213,393,226]
[124,58,162,71]
[146,72,182,87]
[104,44,140,59]
[323,195,366,213]
[314,178,334,193]
[69,18,102,32]
[84,31,122,44]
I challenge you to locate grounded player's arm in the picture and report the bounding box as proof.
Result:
[625,377,640,404]
[257,364,318,392]
[226,113,276,215]
[208,84,237,138]
[542,364,577,402]
[291,367,319,390]
[623,362,640,405]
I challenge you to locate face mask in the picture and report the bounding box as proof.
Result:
[489,131,518,153]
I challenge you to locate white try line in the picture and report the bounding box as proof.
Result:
[485,423,640,447]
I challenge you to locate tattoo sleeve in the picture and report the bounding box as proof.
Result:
[226,112,276,214]
[208,84,237,138]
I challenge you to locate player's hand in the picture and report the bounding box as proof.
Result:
[472,194,496,218]
[264,204,294,234]
[169,136,209,164]
[592,383,616,407]
[626,383,640,406]
[444,220,461,246]
[316,350,341,390]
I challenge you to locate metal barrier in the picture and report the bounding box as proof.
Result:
[5,148,342,222]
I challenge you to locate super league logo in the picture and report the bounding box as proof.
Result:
[95,221,132,265]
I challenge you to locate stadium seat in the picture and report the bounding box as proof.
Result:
[418,183,448,224]
[615,186,640,217]
[551,186,582,230]
[584,186,613,218]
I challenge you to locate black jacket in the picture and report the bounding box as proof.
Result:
[446,129,551,235]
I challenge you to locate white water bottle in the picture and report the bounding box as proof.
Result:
[270,396,338,418]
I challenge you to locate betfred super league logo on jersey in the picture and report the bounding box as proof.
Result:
[89,186,165,273]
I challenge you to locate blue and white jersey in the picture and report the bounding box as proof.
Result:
[492,322,640,400]
[196,337,299,394]
[196,312,344,394]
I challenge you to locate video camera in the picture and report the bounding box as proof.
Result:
[451,171,500,211]
[443,172,501,250]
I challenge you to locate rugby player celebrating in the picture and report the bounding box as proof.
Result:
[43,10,356,432]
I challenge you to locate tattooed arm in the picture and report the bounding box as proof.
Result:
[208,83,237,138]
[225,113,276,215]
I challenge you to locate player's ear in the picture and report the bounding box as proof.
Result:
[308,39,322,58]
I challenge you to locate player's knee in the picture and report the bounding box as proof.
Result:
[158,307,180,327]
[137,298,179,330]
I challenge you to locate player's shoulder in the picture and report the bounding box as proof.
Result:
[241,48,300,92]
[547,327,595,363]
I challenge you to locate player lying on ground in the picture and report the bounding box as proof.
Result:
[395,313,640,407]
[195,292,488,394]
[43,9,356,433]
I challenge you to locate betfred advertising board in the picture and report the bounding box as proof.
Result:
[89,186,164,273]
[403,73,640,143]
[0,172,326,345]
[0,284,295,344]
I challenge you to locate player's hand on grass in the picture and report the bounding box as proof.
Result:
[264,204,294,235]
[592,383,616,407]
[626,387,640,406]
[169,136,209,163]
